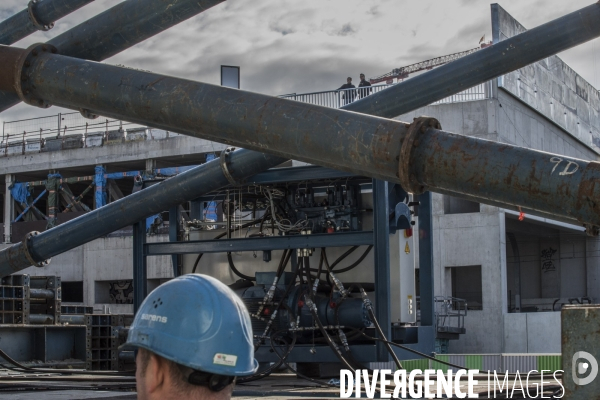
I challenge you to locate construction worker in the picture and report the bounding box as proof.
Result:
[338,76,356,105]
[358,73,372,99]
[120,274,258,400]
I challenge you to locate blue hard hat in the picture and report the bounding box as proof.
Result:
[121,274,258,376]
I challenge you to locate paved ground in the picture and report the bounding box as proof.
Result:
[0,372,564,399]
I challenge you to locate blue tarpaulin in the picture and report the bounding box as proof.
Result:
[146,214,161,232]
[205,154,218,221]
[105,171,140,180]
[9,182,30,204]
[94,166,107,208]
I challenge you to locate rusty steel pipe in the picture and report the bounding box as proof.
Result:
[2,45,600,231]
[0,147,285,276]
[343,2,600,118]
[0,0,225,113]
[29,288,55,299]
[0,46,22,91]
[0,0,94,45]
[29,314,55,324]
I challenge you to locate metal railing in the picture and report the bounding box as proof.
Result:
[280,81,493,109]
[0,112,156,156]
[280,84,395,109]
[0,80,493,156]
[434,296,467,333]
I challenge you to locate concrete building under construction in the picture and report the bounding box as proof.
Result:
[0,0,599,397]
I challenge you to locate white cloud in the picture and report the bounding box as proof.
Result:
[0,0,598,126]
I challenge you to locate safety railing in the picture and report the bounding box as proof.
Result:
[434,296,467,334]
[280,81,493,109]
[1,80,493,155]
[280,83,395,108]
[0,111,172,156]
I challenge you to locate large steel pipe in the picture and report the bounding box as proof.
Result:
[0,0,94,45]
[0,148,285,276]
[343,2,600,118]
[0,0,224,113]
[1,45,600,231]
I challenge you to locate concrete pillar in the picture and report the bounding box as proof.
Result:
[3,174,13,243]
[145,159,156,176]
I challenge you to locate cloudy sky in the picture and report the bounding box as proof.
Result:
[0,0,599,126]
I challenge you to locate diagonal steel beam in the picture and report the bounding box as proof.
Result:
[0,0,94,45]
[341,2,600,118]
[0,0,224,113]
[1,3,600,276]
[1,42,600,230]
[0,149,285,277]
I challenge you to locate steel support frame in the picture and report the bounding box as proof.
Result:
[169,206,179,277]
[136,166,436,361]
[373,179,392,361]
[133,221,147,314]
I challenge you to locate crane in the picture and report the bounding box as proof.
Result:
[370,42,492,84]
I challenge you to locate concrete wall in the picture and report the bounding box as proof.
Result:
[396,62,599,354]
[503,312,561,353]
[0,134,226,175]
[496,90,598,160]
[434,201,506,354]
[492,4,600,154]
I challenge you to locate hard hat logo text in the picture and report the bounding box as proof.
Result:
[141,313,168,323]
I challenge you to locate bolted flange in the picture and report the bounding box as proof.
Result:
[397,116,441,194]
[24,231,51,268]
[220,147,245,186]
[14,43,58,109]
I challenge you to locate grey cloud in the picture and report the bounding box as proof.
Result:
[338,23,356,36]
[442,20,489,50]
[0,0,596,126]
[366,6,379,16]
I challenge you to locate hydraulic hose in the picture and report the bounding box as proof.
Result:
[300,258,356,373]
[358,287,403,370]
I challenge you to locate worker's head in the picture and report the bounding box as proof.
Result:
[347,77,352,83]
[121,274,258,400]
[360,73,365,80]
[135,348,235,400]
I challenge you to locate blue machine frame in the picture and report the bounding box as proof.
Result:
[133,165,435,362]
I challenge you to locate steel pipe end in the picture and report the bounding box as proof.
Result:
[28,1,55,32]
[25,231,51,267]
[14,43,57,109]
[398,116,441,194]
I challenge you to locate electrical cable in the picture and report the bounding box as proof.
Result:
[300,258,356,374]
[321,248,333,288]
[366,307,403,370]
[238,328,297,384]
[267,332,339,389]
[191,253,203,273]
[191,214,264,275]
[226,252,255,281]
[334,245,373,273]
[327,246,358,270]
[345,327,467,371]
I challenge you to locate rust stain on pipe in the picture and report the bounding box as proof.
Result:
[0,45,24,92]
